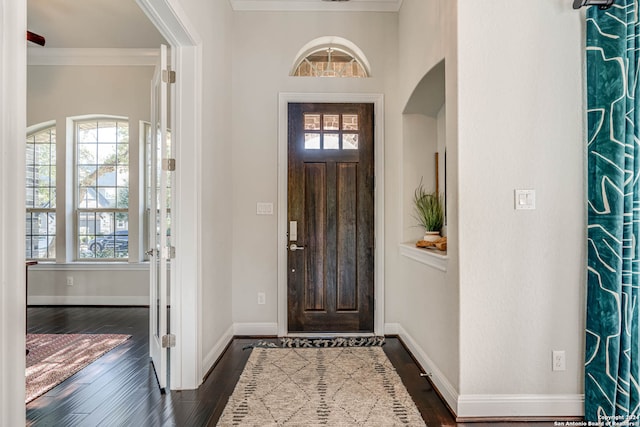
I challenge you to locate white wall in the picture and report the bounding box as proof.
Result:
[200,0,235,371]
[28,266,149,305]
[28,65,154,125]
[27,64,154,303]
[392,0,585,417]
[456,0,584,417]
[14,0,588,419]
[390,0,461,404]
[172,0,235,377]
[230,11,398,327]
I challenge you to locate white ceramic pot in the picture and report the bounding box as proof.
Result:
[423,231,440,242]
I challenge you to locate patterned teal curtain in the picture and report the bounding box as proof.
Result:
[586,0,640,423]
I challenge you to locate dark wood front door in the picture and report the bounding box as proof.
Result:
[287,103,374,332]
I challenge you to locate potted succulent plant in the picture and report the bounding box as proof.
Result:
[413,181,444,242]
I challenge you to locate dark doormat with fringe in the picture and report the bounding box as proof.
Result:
[245,336,385,349]
[282,336,385,348]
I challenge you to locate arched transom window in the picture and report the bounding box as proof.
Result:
[291,37,370,78]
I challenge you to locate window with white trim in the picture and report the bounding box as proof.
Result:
[75,118,130,259]
[26,125,56,260]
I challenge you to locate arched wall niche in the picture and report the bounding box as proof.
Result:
[404,60,445,115]
[402,59,446,243]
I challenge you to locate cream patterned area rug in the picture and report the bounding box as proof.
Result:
[217,347,426,426]
[26,333,130,403]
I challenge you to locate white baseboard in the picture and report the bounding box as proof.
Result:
[233,322,279,336]
[201,323,276,380]
[457,394,584,419]
[202,324,234,378]
[386,322,459,414]
[385,322,584,419]
[28,295,148,306]
[383,322,400,335]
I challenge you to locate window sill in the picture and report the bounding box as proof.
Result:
[28,262,149,272]
[398,242,448,272]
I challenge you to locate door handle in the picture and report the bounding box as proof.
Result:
[145,249,157,256]
[289,243,305,251]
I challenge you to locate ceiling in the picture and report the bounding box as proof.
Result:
[27,0,401,49]
[27,0,166,48]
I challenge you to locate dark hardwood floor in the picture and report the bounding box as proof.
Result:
[26,306,553,426]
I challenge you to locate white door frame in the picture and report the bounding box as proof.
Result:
[277,92,385,337]
[0,6,203,420]
[136,0,203,390]
[0,0,28,424]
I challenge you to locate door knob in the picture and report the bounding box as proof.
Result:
[289,243,305,251]
[145,249,156,256]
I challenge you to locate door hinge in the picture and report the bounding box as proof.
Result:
[161,334,176,348]
[162,69,176,84]
[163,246,176,259]
[162,158,176,171]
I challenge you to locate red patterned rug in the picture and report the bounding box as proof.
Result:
[25,333,130,403]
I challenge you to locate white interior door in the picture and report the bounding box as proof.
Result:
[149,44,171,391]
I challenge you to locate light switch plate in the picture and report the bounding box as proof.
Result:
[514,189,535,210]
[256,202,273,215]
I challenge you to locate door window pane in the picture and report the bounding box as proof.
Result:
[323,115,339,131]
[324,134,339,149]
[305,133,321,149]
[304,114,321,130]
[342,114,358,130]
[343,134,359,150]
[303,113,361,151]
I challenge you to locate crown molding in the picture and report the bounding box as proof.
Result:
[27,48,159,66]
[229,0,402,12]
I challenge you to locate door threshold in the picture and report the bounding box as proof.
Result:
[284,332,376,338]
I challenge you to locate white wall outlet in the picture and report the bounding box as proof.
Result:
[552,350,566,371]
[66,276,74,286]
[257,292,266,305]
